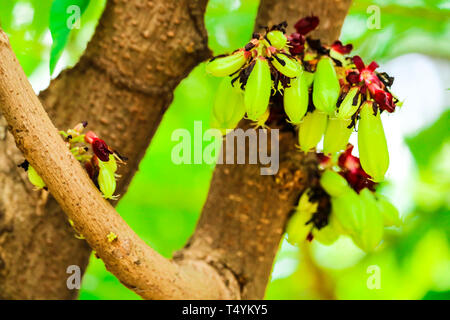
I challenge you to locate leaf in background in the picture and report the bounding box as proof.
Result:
[405,109,450,169]
[341,0,450,62]
[49,0,90,75]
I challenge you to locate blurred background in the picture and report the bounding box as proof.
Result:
[0,0,448,299]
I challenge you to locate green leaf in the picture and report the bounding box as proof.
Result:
[49,0,90,75]
[405,109,450,169]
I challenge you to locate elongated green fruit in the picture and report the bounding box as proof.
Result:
[211,78,245,134]
[351,189,384,252]
[320,169,352,197]
[331,188,363,236]
[313,57,340,115]
[323,118,353,155]
[28,165,46,189]
[358,102,389,182]
[272,54,301,78]
[98,161,116,199]
[312,217,340,245]
[377,195,401,227]
[206,51,247,77]
[298,110,328,152]
[337,87,361,119]
[245,57,272,121]
[104,154,117,173]
[267,30,287,50]
[284,69,309,124]
[286,209,313,245]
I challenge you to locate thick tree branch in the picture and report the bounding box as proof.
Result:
[0,0,210,299]
[0,29,235,300]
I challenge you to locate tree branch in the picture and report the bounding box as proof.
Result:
[0,0,211,299]
[0,28,236,300]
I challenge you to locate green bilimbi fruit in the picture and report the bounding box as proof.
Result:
[272,54,301,78]
[211,78,245,134]
[104,154,118,173]
[312,57,341,115]
[266,30,287,50]
[331,188,363,237]
[206,51,247,77]
[98,160,116,200]
[286,191,316,245]
[298,110,328,152]
[283,68,309,124]
[245,57,272,121]
[376,195,401,227]
[323,117,353,155]
[358,102,389,182]
[28,165,46,189]
[320,169,352,197]
[351,189,384,252]
[312,215,340,245]
[337,87,361,119]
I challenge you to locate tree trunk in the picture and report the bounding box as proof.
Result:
[179,0,352,299]
[0,0,351,299]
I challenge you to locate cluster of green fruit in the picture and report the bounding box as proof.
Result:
[287,169,400,252]
[20,122,124,200]
[206,17,402,252]
[206,18,400,183]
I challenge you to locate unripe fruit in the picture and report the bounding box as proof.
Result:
[206,51,247,77]
[337,87,361,119]
[286,191,316,245]
[351,189,384,252]
[312,57,341,115]
[272,54,301,78]
[245,57,272,121]
[323,118,353,155]
[28,165,46,189]
[312,216,340,245]
[104,154,118,173]
[331,188,363,236]
[320,169,352,197]
[298,110,328,152]
[377,195,401,227]
[211,78,245,134]
[98,160,116,200]
[284,69,309,124]
[266,30,287,50]
[358,102,389,182]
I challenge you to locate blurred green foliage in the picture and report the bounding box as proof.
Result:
[0,0,448,300]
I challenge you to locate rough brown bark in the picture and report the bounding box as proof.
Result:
[0,0,210,299]
[0,0,351,300]
[179,0,352,299]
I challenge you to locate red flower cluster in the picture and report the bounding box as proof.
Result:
[84,131,113,162]
[347,56,396,112]
[319,144,376,193]
[338,144,376,193]
[288,16,319,55]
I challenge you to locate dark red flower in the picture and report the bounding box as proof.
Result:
[373,89,395,113]
[350,56,397,113]
[331,40,353,54]
[294,16,319,35]
[338,144,376,193]
[288,32,306,55]
[85,131,113,162]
